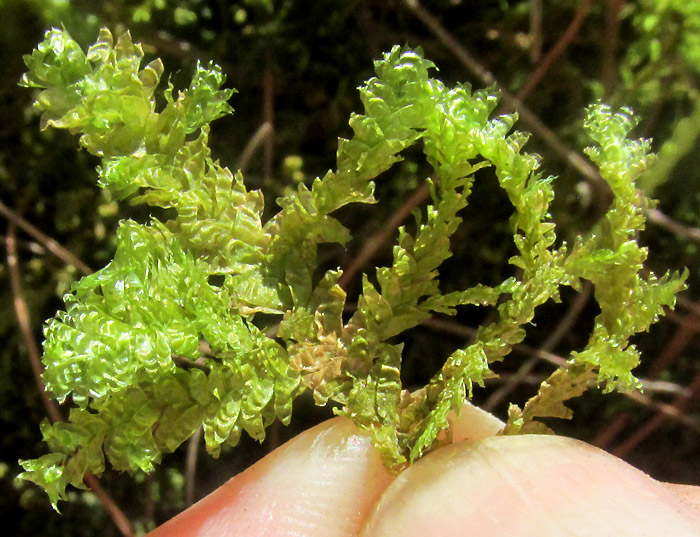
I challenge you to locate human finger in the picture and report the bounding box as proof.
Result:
[147,417,393,537]
[361,434,700,536]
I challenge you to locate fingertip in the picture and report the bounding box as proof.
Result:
[665,483,700,513]
[361,435,700,537]
[148,417,393,537]
[446,400,504,443]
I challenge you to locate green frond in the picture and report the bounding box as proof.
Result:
[19,31,685,505]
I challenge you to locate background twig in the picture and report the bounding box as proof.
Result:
[5,223,134,537]
[0,201,92,275]
[512,0,594,106]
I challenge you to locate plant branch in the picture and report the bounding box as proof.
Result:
[613,368,700,458]
[6,224,63,424]
[512,0,594,106]
[185,426,202,507]
[529,0,543,64]
[338,181,431,289]
[422,317,694,421]
[236,122,273,172]
[602,0,626,97]
[598,296,700,454]
[678,295,700,319]
[593,297,700,449]
[263,60,275,182]
[482,281,592,412]
[646,207,700,244]
[83,474,136,537]
[5,224,134,536]
[0,200,92,275]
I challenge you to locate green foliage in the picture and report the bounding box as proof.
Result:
[18,28,685,508]
[506,103,688,433]
[620,0,700,104]
[617,1,700,195]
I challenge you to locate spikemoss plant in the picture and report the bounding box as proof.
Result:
[17,28,687,508]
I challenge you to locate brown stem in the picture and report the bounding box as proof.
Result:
[482,281,592,412]
[646,208,700,244]
[513,0,594,106]
[263,61,275,182]
[6,224,63,424]
[236,122,273,172]
[529,0,543,64]
[593,413,631,448]
[266,420,281,452]
[613,369,700,458]
[591,285,698,449]
[5,224,134,536]
[678,296,700,319]
[624,390,700,435]
[648,310,699,380]
[0,200,92,275]
[185,426,202,507]
[422,317,694,426]
[338,181,431,289]
[603,298,700,455]
[84,474,136,537]
[143,472,155,528]
[602,0,626,97]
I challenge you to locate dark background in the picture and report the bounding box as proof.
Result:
[1,1,699,535]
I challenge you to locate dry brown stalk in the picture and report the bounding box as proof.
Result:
[5,224,134,537]
[338,181,431,290]
[512,0,594,106]
[0,200,92,275]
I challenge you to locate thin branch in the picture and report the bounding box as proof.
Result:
[421,317,694,409]
[6,224,62,424]
[266,420,281,453]
[5,224,134,537]
[665,308,700,333]
[593,297,699,449]
[512,0,594,106]
[263,61,275,182]
[529,0,543,64]
[593,413,630,448]
[338,181,431,289]
[602,0,626,97]
[646,207,700,244]
[185,426,202,507]
[623,389,700,435]
[648,312,699,379]
[236,122,273,172]
[84,474,136,537]
[483,373,693,399]
[613,368,700,458]
[0,200,92,275]
[596,296,700,453]
[420,317,567,368]
[482,281,592,412]
[678,295,700,319]
[143,472,155,529]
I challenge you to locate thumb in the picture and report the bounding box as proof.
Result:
[361,434,700,536]
[146,417,393,537]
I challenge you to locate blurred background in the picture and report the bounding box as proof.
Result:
[1,0,699,534]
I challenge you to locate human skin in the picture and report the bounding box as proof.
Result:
[147,409,700,537]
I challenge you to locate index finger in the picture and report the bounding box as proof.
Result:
[146,417,393,537]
